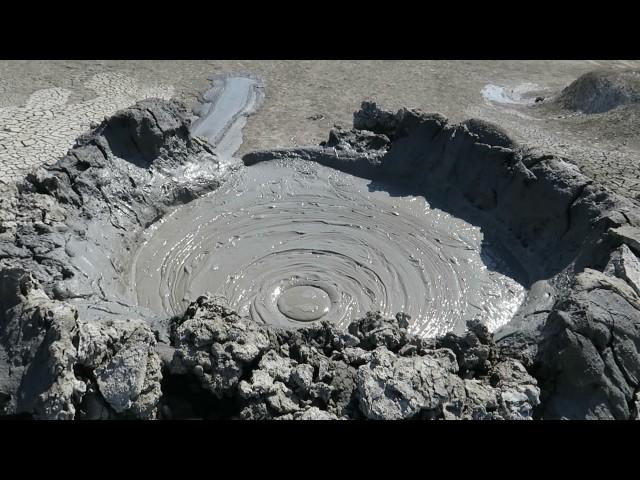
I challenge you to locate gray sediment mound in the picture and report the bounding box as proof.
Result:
[554,69,640,114]
[1,95,640,419]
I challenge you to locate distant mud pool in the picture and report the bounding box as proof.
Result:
[132,158,526,337]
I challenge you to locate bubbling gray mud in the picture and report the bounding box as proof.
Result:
[132,158,525,337]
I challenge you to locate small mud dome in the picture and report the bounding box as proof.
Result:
[555,69,640,114]
[132,158,525,337]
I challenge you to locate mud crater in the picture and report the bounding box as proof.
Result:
[126,75,531,338]
[2,72,640,420]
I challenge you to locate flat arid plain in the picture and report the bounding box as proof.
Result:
[1,60,639,199]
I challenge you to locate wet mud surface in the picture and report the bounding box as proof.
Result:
[133,158,525,336]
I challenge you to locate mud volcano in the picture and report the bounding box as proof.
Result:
[554,69,640,114]
[2,74,640,420]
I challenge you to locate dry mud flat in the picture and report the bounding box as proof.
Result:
[1,73,640,419]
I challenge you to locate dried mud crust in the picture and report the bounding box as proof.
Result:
[1,99,639,419]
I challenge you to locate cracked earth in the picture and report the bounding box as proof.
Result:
[0,72,173,184]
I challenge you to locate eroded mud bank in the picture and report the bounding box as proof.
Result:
[1,79,640,419]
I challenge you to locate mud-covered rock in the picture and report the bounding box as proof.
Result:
[321,126,390,152]
[610,225,640,256]
[462,118,516,149]
[356,346,465,420]
[633,391,640,419]
[605,244,640,296]
[292,406,340,420]
[14,297,85,420]
[437,319,497,377]
[489,358,540,419]
[238,349,300,418]
[0,273,162,419]
[353,101,399,136]
[535,269,640,419]
[169,296,274,399]
[347,312,411,352]
[463,380,500,419]
[84,321,162,418]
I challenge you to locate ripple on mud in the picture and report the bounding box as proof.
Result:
[132,159,526,337]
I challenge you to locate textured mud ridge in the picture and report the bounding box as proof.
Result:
[1,87,640,419]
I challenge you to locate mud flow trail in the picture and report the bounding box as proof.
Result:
[131,75,526,337]
[189,73,264,162]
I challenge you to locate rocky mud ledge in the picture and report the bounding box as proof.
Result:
[1,99,639,419]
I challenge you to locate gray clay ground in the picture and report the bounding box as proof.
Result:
[1,60,640,201]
